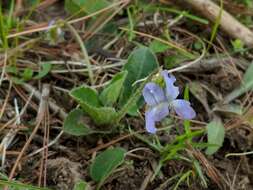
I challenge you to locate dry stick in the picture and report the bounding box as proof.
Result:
[43,108,50,187]
[51,61,125,74]
[38,106,50,187]
[21,83,67,120]
[7,84,50,184]
[139,170,153,190]
[26,130,64,158]
[87,133,137,155]
[184,0,253,47]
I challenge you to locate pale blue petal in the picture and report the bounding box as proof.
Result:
[171,99,196,119]
[144,103,169,134]
[145,109,157,134]
[161,70,179,101]
[142,82,166,106]
[152,102,169,121]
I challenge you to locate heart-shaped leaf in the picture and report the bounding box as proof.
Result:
[99,71,127,106]
[205,118,225,155]
[119,47,159,107]
[70,86,117,125]
[71,85,101,107]
[63,109,93,136]
[90,148,126,188]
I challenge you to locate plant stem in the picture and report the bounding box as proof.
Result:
[66,22,95,85]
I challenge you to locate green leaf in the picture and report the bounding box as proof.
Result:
[22,68,33,80]
[99,71,127,106]
[63,109,93,136]
[90,148,126,188]
[84,106,117,126]
[193,160,208,188]
[71,85,101,107]
[231,39,244,52]
[74,180,90,190]
[34,63,52,79]
[205,118,225,155]
[149,40,171,53]
[65,0,109,15]
[125,104,139,116]
[114,71,157,123]
[119,47,159,106]
[164,54,188,69]
[224,63,253,103]
[70,86,117,125]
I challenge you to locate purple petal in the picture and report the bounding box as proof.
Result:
[145,103,169,134]
[161,70,179,101]
[171,99,196,119]
[145,109,157,134]
[142,82,166,106]
[152,102,169,121]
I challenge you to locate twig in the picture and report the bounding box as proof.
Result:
[26,130,64,158]
[184,0,253,47]
[226,150,253,158]
[21,83,67,120]
[139,170,153,190]
[51,61,125,73]
[87,133,133,155]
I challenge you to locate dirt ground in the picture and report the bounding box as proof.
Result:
[1,0,253,190]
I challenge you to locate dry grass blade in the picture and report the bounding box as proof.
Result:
[0,81,12,120]
[0,88,35,133]
[186,143,226,189]
[7,84,50,186]
[0,51,7,87]
[7,0,128,39]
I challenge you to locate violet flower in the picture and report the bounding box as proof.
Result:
[142,70,196,133]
